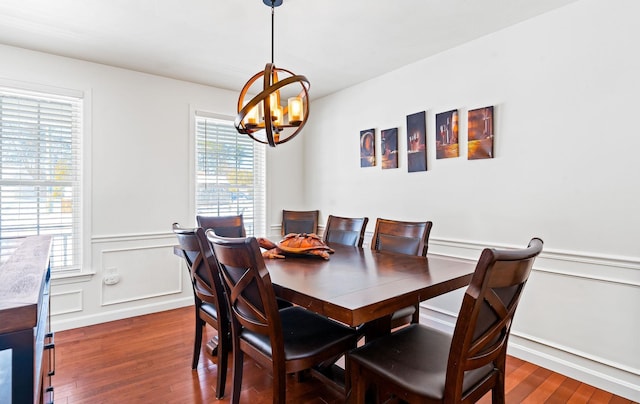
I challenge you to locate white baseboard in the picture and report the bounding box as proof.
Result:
[508,336,640,402]
[51,297,192,332]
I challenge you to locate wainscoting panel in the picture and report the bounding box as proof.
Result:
[51,232,193,332]
[51,289,83,316]
[101,243,183,306]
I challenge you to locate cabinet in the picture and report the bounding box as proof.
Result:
[0,236,54,404]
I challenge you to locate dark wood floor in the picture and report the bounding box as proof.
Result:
[53,306,635,403]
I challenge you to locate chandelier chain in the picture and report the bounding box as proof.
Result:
[271,2,275,64]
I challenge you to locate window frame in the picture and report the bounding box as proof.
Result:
[190,108,266,236]
[0,79,91,278]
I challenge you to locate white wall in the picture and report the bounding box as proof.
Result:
[302,0,639,400]
[1,0,638,400]
[266,137,307,236]
[0,44,304,330]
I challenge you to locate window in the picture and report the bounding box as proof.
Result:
[195,113,265,236]
[0,87,82,272]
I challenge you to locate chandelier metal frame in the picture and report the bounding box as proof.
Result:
[234,0,310,147]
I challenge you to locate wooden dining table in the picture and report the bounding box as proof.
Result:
[265,243,476,339]
[174,240,476,338]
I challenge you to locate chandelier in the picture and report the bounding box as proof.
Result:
[234,0,310,147]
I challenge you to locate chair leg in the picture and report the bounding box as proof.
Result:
[489,371,506,404]
[272,366,286,404]
[231,349,244,404]
[192,317,204,369]
[493,383,506,404]
[347,360,365,404]
[345,359,354,403]
[215,336,229,399]
[493,355,507,404]
[354,370,368,404]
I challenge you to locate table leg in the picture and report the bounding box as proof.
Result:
[362,315,393,343]
[206,335,218,356]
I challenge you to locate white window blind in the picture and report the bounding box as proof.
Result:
[195,114,265,236]
[0,87,82,272]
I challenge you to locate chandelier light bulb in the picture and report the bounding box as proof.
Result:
[288,96,303,125]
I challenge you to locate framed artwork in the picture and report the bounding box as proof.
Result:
[435,109,459,159]
[360,128,376,167]
[468,106,494,160]
[406,111,427,172]
[381,128,398,169]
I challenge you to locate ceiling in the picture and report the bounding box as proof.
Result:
[0,0,579,99]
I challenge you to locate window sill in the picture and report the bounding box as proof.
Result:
[52,271,96,285]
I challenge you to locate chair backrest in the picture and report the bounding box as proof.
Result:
[196,214,246,237]
[371,218,433,256]
[206,232,283,351]
[446,238,543,401]
[282,209,319,236]
[323,215,369,247]
[172,223,228,315]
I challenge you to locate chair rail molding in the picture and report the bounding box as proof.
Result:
[429,237,639,286]
[92,231,175,243]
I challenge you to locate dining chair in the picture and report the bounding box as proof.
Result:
[196,214,246,237]
[346,238,544,404]
[371,218,433,328]
[172,223,230,399]
[323,214,369,247]
[281,209,319,236]
[206,231,358,404]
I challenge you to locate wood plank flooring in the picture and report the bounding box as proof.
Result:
[52,306,635,403]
